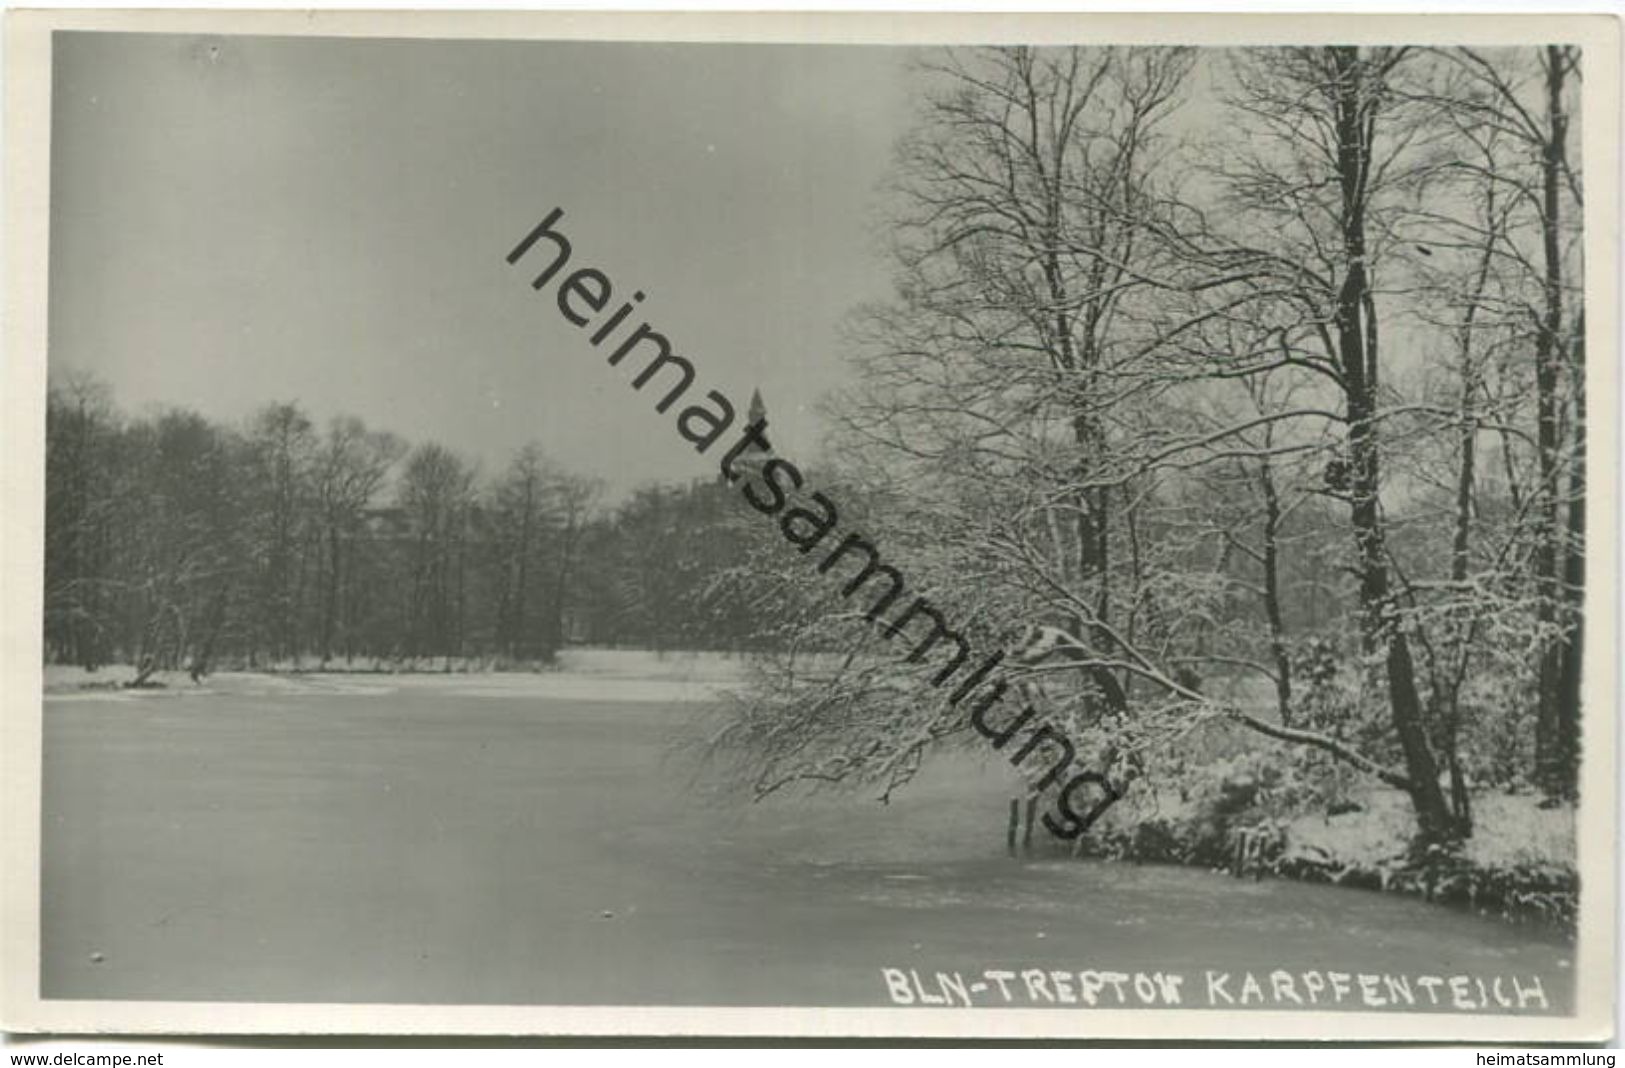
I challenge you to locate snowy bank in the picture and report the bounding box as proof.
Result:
[43,649,748,704]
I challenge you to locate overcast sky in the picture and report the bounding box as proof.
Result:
[49,33,920,495]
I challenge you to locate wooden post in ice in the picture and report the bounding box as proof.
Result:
[1023,797,1037,854]
[1007,799,1020,856]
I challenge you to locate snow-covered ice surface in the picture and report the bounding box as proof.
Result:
[39,651,1574,1011]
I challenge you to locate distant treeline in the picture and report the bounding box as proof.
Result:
[43,376,775,682]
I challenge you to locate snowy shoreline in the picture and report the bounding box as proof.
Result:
[42,649,750,704]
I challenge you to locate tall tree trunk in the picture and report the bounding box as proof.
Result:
[1329,46,1455,844]
[321,523,341,663]
[1436,172,1501,835]
[514,477,533,657]
[1443,348,1478,832]
[552,512,584,654]
[1533,45,1575,799]
[1554,311,1585,799]
[189,581,231,682]
[1258,453,1292,726]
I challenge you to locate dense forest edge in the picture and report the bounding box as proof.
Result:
[44,382,782,682]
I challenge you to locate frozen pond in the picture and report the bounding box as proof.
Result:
[41,678,1576,1011]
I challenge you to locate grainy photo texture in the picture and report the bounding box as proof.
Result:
[5,12,1617,1040]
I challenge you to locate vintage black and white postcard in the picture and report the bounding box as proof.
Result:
[1,8,1617,1041]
